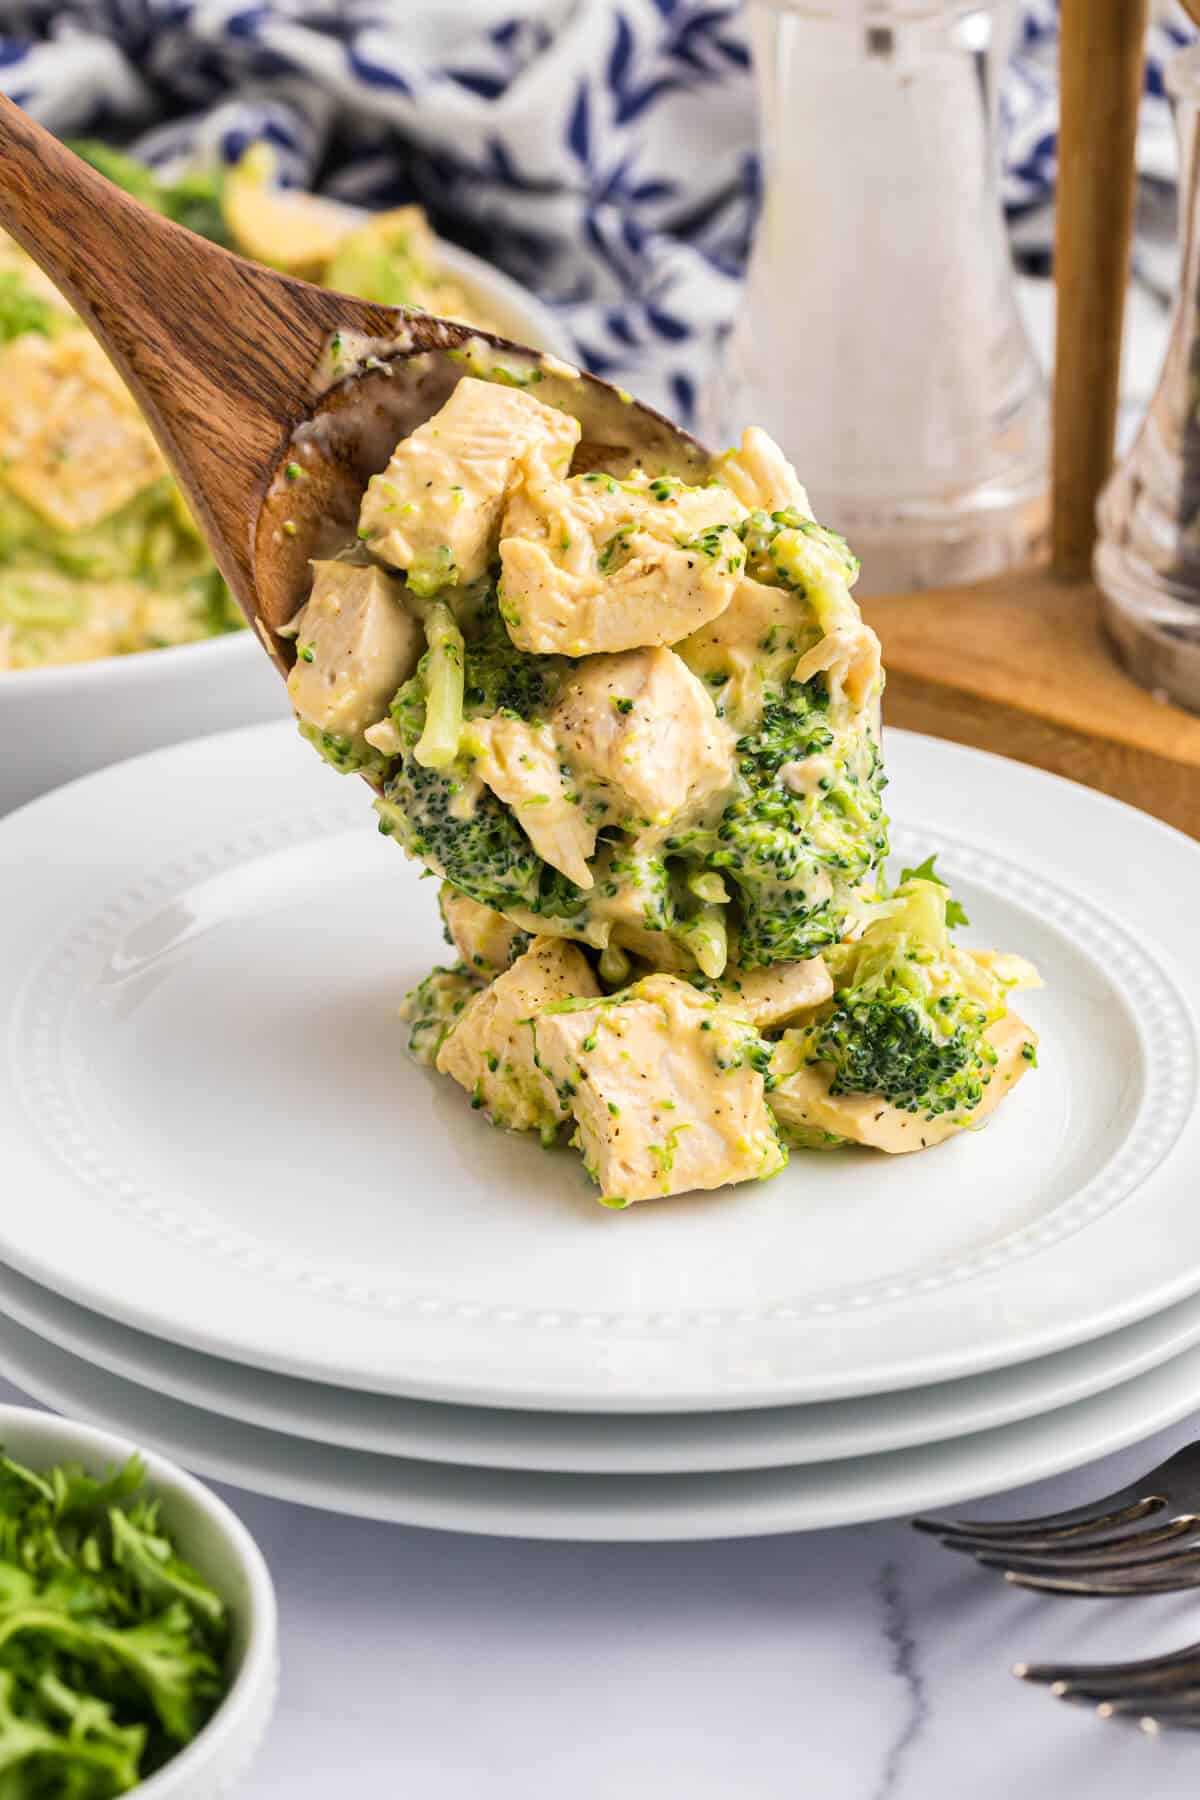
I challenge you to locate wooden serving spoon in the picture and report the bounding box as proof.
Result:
[0,94,709,673]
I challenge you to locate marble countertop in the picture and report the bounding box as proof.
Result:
[2,1368,1198,1795]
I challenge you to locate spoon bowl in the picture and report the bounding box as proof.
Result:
[251,327,712,667]
[0,93,709,674]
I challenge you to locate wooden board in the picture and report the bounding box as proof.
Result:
[861,569,1200,839]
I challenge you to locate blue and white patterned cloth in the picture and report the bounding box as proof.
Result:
[0,0,1192,419]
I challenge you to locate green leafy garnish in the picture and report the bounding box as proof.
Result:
[0,1450,230,1794]
[897,854,970,928]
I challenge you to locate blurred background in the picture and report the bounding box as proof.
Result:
[0,0,1193,589]
[2,0,1198,807]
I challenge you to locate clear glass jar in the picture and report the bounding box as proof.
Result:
[1096,44,1200,713]
[705,0,1049,592]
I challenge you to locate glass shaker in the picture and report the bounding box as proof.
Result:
[1096,42,1200,713]
[707,0,1048,592]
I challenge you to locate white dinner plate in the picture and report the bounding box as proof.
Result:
[6,1257,1200,1474]
[1,723,1197,1410]
[4,1308,1200,1538]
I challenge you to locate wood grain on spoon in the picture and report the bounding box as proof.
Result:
[0,93,707,668]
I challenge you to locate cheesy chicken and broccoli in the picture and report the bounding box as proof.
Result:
[0,143,489,671]
[284,372,1041,1207]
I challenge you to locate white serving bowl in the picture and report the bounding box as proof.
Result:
[0,1404,278,1798]
[0,244,574,816]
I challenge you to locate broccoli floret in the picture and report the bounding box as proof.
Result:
[736,887,842,968]
[160,166,230,245]
[607,846,672,921]
[712,695,838,886]
[739,507,860,588]
[375,602,569,912]
[532,864,596,930]
[666,679,888,967]
[68,140,231,245]
[777,1123,850,1151]
[68,140,166,211]
[297,720,390,780]
[401,962,484,1065]
[790,877,1010,1118]
[379,754,544,912]
[462,593,565,721]
[0,271,66,344]
[325,214,430,307]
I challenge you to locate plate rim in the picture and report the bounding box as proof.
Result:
[3,1306,1200,1539]
[4,1257,1200,1474]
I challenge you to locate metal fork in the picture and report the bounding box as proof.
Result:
[913,1441,1200,1730]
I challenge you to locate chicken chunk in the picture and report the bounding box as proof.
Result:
[467,715,597,888]
[791,622,881,715]
[498,471,745,656]
[436,936,600,1140]
[534,974,786,1204]
[715,425,813,518]
[286,560,421,741]
[552,647,732,828]
[769,1012,1038,1154]
[711,958,833,1030]
[0,331,164,531]
[969,949,1044,991]
[223,145,356,278]
[439,884,527,976]
[359,378,580,590]
[675,573,816,731]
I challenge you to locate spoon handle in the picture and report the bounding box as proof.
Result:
[0,93,393,607]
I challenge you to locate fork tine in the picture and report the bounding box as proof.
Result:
[1100,1693,1200,1729]
[1015,1642,1200,1687]
[942,1514,1196,1564]
[1005,1567,1200,1597]
[967,1516,1200,1567]
[1134,1709,1200,1734]
[1025,1660,1200,1703]
[914,1492,1163,1550]
[1092,1678,1200,1707]
[917,1443,1200,1549]
[981,1537,1200,1582]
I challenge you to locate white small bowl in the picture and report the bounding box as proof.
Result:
[0,246,574,816]
[0,1404,278,1799]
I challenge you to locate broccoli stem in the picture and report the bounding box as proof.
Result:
[598,943,633,987]
[414,601,465,770]
[687,869,729,907]
[679,904,728,980]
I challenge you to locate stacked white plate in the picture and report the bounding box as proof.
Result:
[0,721,1197,1540]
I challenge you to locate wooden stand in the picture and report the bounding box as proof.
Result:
[861,0,1200,838]
[863,573,1200,838]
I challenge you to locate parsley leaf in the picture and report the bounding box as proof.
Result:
[0,1450,230,1792]
[897,853,970,928]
